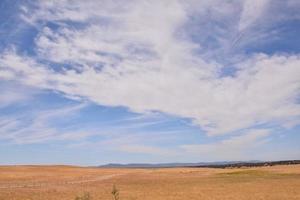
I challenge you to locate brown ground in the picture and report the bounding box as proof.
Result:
[0,165,300,200]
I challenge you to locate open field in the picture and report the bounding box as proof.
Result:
[0,165,300,200]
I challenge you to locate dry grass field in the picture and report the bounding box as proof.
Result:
[0,165,300,200]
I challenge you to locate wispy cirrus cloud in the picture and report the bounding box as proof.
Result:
[0,102,87,144]
[238,0,270,32]
[0,83,34,108]
[181,129,271,160]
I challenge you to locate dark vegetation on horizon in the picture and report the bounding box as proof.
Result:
[99,160,300,169]
[192,160,300,168]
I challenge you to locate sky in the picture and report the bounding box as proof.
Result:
[0,0,300,166]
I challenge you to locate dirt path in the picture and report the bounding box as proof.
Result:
[0,174,124,189]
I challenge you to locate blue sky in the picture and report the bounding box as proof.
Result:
[0,0,300,166]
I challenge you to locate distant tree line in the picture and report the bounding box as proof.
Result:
[192,160,300,169]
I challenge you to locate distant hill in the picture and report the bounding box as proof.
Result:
[98,160,300,168]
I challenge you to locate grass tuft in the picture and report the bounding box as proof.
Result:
[112,184,119,200]
[75,192,92,200]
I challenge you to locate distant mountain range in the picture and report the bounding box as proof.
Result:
[98,160,300,168]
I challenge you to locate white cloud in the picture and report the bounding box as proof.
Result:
[238,0,270,31]
[2,51,299,136]
[1,0,300,138]
[0,89,28,108]
[0,82,36,108]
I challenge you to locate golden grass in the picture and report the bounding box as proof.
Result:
[0,165,300,200]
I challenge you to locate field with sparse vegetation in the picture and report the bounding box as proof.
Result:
[0,165,300,200]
